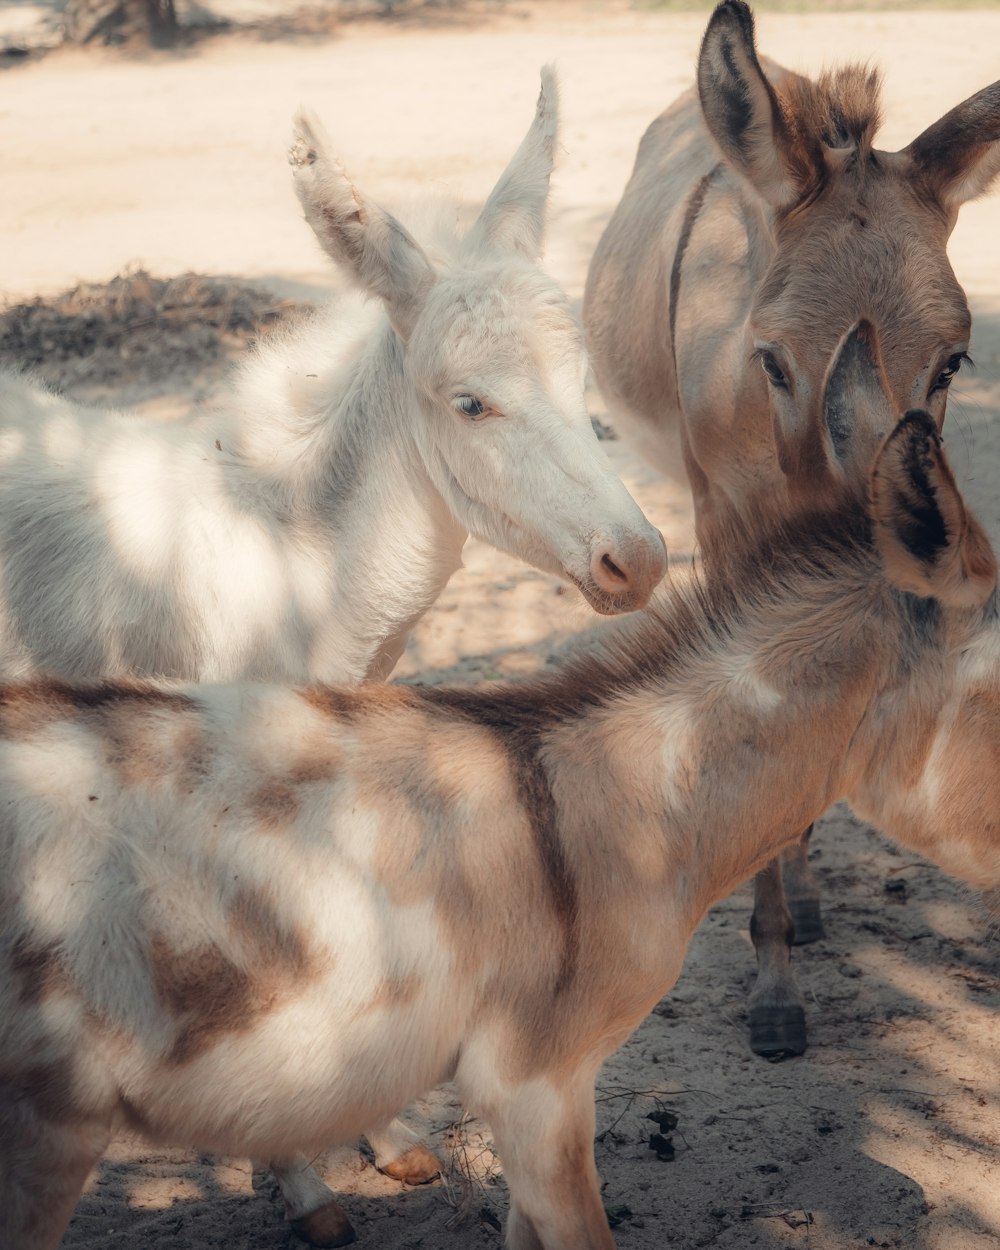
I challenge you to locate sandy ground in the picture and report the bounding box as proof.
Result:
[3,4,1000,1248]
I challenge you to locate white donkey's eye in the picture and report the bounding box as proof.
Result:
[453,395,490,420]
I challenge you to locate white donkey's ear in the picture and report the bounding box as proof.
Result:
[466,66,559,260]
[871,411,997,609]
[289,110,436,341]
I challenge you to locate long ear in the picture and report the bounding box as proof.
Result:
[465,66,558,260]
[696,0,800,210]
[289,110,435,341]
[775,320,893,488]
[871,411,997,608]
[819,320,896,480]
[903,80,1000,210]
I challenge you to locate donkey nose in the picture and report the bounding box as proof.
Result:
[590,528,667,608]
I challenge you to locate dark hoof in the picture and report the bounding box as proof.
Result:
[749,1004,807,1059]
[377,1143,441,1185]
[789,897,824,945]
[291,1201,357,1248]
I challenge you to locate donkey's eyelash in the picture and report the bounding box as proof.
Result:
[928,352,973,396]
[750,347,789,390]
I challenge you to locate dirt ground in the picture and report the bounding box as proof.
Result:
[3,4,1000,1248]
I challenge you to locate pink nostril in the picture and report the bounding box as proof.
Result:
[600,553,629,586]
[588,531,667,607]
[592,548,634,594]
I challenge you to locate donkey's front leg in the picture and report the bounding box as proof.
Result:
[472,1071,615,1250]
[748,855,807,1058]
[781,824,823,944]
[269,1156,356,1248]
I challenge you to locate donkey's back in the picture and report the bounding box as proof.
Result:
[0,366,333,683]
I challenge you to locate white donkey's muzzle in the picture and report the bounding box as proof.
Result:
[573,525,668,614]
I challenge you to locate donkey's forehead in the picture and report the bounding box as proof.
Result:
[410,264,582,377]
[752,173,970,374]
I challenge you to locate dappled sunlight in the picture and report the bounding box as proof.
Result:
[41,411,86,463]
[0,427,25,464]
[126,1174,206,1210]
[97,437,189,580]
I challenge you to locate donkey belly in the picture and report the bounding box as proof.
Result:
[112,969,469,1159]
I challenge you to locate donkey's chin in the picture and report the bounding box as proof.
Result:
[568,571,651,616]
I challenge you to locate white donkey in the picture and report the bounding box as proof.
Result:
[0,71,665,1247]
[0,70,665,688]
[584,0,1000,1058]
[2,344,999,1250]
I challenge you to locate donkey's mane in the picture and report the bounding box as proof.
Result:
[412,499,883,733]
[776,64,883,176]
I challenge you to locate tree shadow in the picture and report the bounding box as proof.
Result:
[0,0,520,69]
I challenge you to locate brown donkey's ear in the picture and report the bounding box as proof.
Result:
[871,411,997,608]
[903,80,1000,211]
[819,320,895,479]
[289,110,436,342]
[697,1,800,210]
[775,321,893,490]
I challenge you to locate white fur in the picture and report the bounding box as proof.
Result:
[0,70,663,687]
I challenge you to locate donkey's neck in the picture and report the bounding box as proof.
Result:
[225,297,467,682]
[543,536,895,931]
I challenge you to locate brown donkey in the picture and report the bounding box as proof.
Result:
[584,0,1000,1057]
[3,386,1000,1250]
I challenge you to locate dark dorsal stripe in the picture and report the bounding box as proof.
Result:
[669,165,722,392]
[416,687,579,994]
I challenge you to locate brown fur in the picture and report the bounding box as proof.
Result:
[585,1,1000,1062]
[151,885,314,1066]
[5,1060,81,1125]
[9,938,69,1008]
[774,64,883,201]
[251,779,302,831]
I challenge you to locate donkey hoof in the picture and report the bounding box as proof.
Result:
[378,1143,441,1185]
[749,1004,807,1059]
[789,898,824,945]
[290,1201,357,1248]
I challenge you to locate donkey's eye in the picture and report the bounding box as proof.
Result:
[453,395,490,420]
[758,351,789,391]
[929,352,971,395]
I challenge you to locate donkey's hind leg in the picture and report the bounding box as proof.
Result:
[748,853,807,1058]
[781,824,824,945]
[366,1116,441,1185]
[269,1117,440,1247]
[0,1090,109,1250]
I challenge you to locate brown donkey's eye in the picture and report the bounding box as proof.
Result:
[758,351,789,391]
[930,353,971,395]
